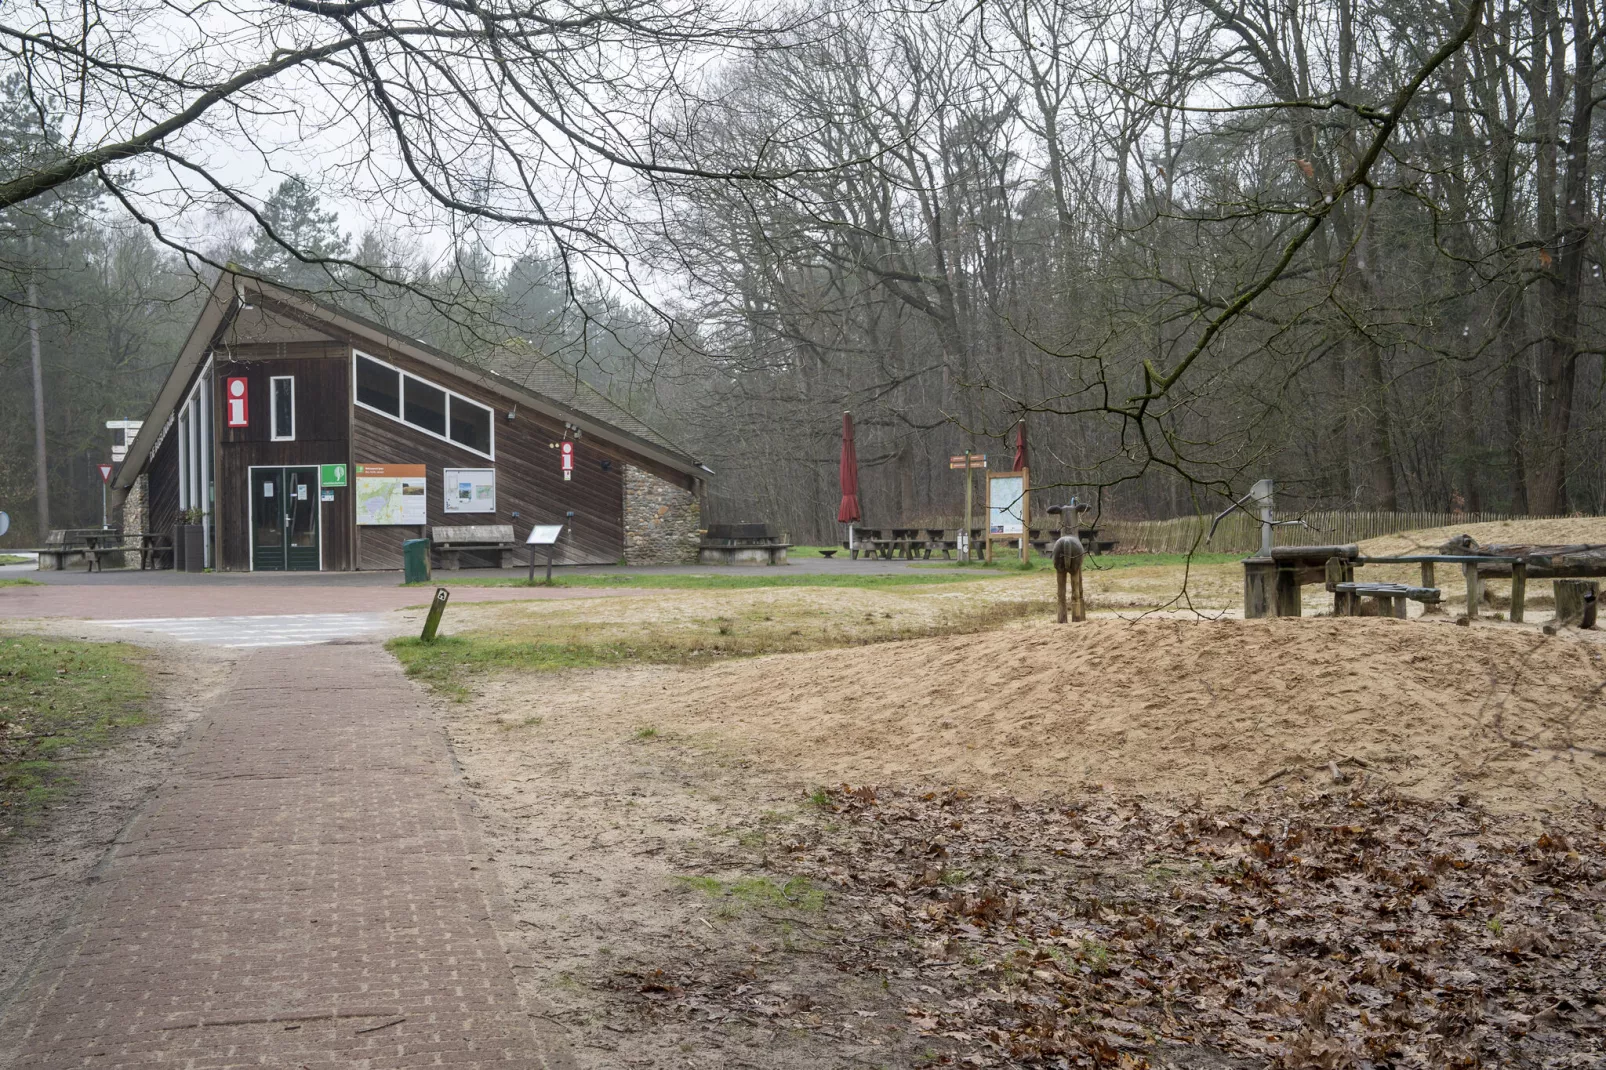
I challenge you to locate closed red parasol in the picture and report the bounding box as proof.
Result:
[1012,418,1028,471]
[838,411,862,524]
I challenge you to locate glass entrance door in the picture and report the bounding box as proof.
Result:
[284,468,319,570]
[251,467,320,570]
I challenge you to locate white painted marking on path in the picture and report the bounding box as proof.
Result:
[99,613,390,647]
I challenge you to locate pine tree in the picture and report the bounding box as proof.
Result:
[242,177,350,289]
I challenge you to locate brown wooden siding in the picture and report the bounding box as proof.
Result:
[147,424,179,537]
[214,355,352,570]
[351,344,625,568]
[134,290,690,570]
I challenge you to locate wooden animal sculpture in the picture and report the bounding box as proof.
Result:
[1045,501,1088,623]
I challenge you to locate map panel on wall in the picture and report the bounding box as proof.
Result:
[355,463,427,525]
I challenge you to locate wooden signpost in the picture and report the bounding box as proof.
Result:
[986,468,1029,564]
[950,451,986,561]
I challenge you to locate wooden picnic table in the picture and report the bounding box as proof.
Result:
[844,527,887,560]
[889,527,926,559]
[83,530,173,571]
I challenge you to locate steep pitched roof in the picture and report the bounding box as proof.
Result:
[115,272,701,494]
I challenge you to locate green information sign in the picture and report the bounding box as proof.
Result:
[320,463,348,487]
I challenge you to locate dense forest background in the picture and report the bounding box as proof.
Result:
[6,0,1606,544]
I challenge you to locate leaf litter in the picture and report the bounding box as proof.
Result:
[620,783,1604,1068]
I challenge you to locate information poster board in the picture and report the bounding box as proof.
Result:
[444,467,496,514]
[988,473,1026,534]
[355,463,427,525]
[987,469,1029,563]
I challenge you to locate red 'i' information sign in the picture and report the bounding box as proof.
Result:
[226,377,249,427]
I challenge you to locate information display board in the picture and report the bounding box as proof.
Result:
[355,463,427,525]
[526,524,564,545]
[444,467,496,514]
[988,473,1026,534]
[986,469,1029,563]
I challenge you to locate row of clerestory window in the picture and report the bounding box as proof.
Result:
[353,351,494,458]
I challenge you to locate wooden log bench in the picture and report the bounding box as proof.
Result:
[430,524,518,570]
[13,529,98,570]
[1332,582,1442,618]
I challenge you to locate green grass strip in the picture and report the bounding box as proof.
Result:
[0,635,148,831]
[0,577,41,587]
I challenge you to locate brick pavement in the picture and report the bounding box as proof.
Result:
[0,645,570,1069]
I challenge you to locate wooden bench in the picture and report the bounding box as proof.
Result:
[700,523,791,565]
[1333,582,1442,618]
[430,524,518,569]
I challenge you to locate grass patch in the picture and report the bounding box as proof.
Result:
[0,577,41,587]
[0,635,148,832]
[0,555,33,566]
[673,874,825,914]
[387,597,1048,699]
[409,570,989,591]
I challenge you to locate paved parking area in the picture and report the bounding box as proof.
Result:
[0,645,569,1068]
[99,612,392,647]
[0,570,627,620]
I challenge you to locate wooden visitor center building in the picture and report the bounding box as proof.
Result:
[112,272,706,571]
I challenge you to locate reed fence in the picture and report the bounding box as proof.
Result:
[1101,511,1563,556]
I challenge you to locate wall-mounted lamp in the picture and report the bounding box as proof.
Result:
[600,460,612,472]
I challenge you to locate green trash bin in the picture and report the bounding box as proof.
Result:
[402,538,431,584]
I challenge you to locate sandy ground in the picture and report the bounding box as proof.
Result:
[1359,515,1606,556]
[467,617,1606,814]
[448,685,922,1069]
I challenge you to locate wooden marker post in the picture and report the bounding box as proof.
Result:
[421,587,450,642]
[1462,562,1481,620]
[1510,561,1527,623]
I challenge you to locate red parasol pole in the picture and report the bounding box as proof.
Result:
[838,411,862,553]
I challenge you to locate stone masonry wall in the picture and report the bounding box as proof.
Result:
[623,464,701,565]
[121,473,148,536]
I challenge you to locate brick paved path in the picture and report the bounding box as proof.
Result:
[0,646,569,1069]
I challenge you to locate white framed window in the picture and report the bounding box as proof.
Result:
[270,376,296,441]
[352,350,495,459]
